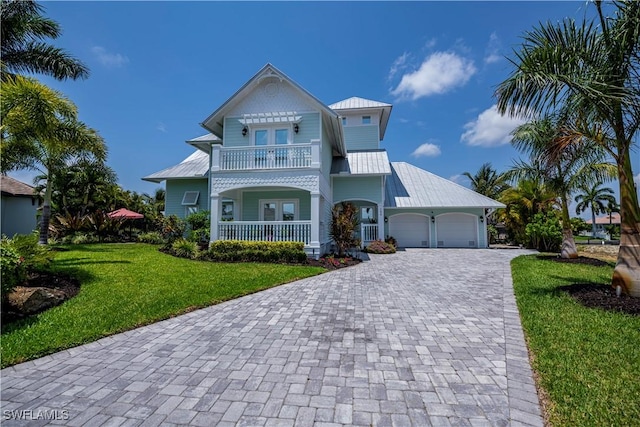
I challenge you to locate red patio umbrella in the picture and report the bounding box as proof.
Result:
[107,208,144,219]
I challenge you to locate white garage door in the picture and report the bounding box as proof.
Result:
[436,213,478,248]
[389,214,430,247]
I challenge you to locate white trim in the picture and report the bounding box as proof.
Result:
[181,191,200,206]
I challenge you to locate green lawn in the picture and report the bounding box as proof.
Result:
[1,243,325,368]
[511,255,640,427]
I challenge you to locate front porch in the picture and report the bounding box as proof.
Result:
[218,221,311,244]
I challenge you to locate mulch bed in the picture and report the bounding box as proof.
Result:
[560,283,640,316]
[307,256,362,270]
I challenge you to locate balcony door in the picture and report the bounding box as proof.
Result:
[254,128,289,166]
[260,200,297,222]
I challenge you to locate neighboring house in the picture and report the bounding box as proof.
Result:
[1,175,39,237]
[584,212,621,238]
[143,64,504,257]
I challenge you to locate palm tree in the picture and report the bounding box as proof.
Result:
[1,76,106,244]
[462,163,510,200]
[508,114,615,258]
[495,0,640,296]
[575,182,617,238]
[0,0,88,81]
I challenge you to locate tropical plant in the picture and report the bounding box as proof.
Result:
[0,0,88,81]
[575,181,617,238]
[463,163,510,200]
[0,76,107,244]
[499,179,557,247]
[329,202,360,257]
[495,0,640,295]
[570,217,590,235]
[364,240,396,254]
[525,211,563,252]
[507,114,615,258]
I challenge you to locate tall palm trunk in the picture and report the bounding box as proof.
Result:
[613,151,640,297]
[38,174,52,245]
[591,208,598,238]
[560,193,578,258]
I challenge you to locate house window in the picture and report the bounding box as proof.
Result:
[186,206,199,216]
[222,201,234,221]
[362,207,375,223]
[362,116,371,124]
[181,191,200,206]
[253,128,290,146]
[260,200,298,221]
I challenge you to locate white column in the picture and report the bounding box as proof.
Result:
[210,194,220,242]
[211,144,221,172]
[310,139,321,169]
[310,193,320,247]
[377,204,384,242]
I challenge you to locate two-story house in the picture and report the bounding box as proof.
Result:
[143,64,504,258]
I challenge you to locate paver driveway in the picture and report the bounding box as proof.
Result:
[1,249,542,427]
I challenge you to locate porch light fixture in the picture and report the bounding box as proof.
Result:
[293,123,299,134]
[479,215,484,223]
[242,126,248,136]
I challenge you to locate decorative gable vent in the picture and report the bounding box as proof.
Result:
[181,191,200,206]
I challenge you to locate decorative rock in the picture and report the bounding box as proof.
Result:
[6,286,68,314]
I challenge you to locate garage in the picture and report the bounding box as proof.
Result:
[389,213,430,247]
[436,213,478,248]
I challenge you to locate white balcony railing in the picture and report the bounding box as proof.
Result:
[361,223,378,243]
[218,221,311,244]
[211,140,320,172]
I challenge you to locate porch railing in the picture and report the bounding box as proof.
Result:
[211,140,320,172]
[361,223,378,243]
[218,221,311,244]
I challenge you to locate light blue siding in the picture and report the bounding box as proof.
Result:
[224,112,320,148]
[333,176,383,204]
[343,125,379,151]
[165,179,209,218]
[293,113,320,144]
[1,196,38,236]
[241,190,311,221]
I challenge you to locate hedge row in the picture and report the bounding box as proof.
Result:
[165,239,308,263]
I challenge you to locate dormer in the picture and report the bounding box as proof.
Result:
[329,97,392,151]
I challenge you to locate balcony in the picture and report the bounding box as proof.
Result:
[212,140,320,172]
[218,221,311,244]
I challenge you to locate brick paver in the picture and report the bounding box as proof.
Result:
[1,249,542,426]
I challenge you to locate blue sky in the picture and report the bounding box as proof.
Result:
[10,1,639,213]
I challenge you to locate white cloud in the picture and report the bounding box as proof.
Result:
[460,105,527,147]
[91,46,129,67]
[484,32,502,64]
[156,122,167,133]
[412,142,441,158]
[388,52,410,81]
[390,52,476,101]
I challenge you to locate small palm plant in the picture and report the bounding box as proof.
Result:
[329,202,360,257]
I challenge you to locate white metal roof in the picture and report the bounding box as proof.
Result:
[187,133,220,143]
[331,150,392,175]
[142,150,209,183]
[385,162,505,208]
[329,97,392,110]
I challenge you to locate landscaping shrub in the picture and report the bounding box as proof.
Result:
[526,211,562,252]
[205,240,307,263]
[385,235,397,248]
[171,238,199,259]
[1,238,26,299]
[364,239,396,254]
[186,210,210,243]
[10,233,54,272]
[137,231,164,244]
[159,215,186,246]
